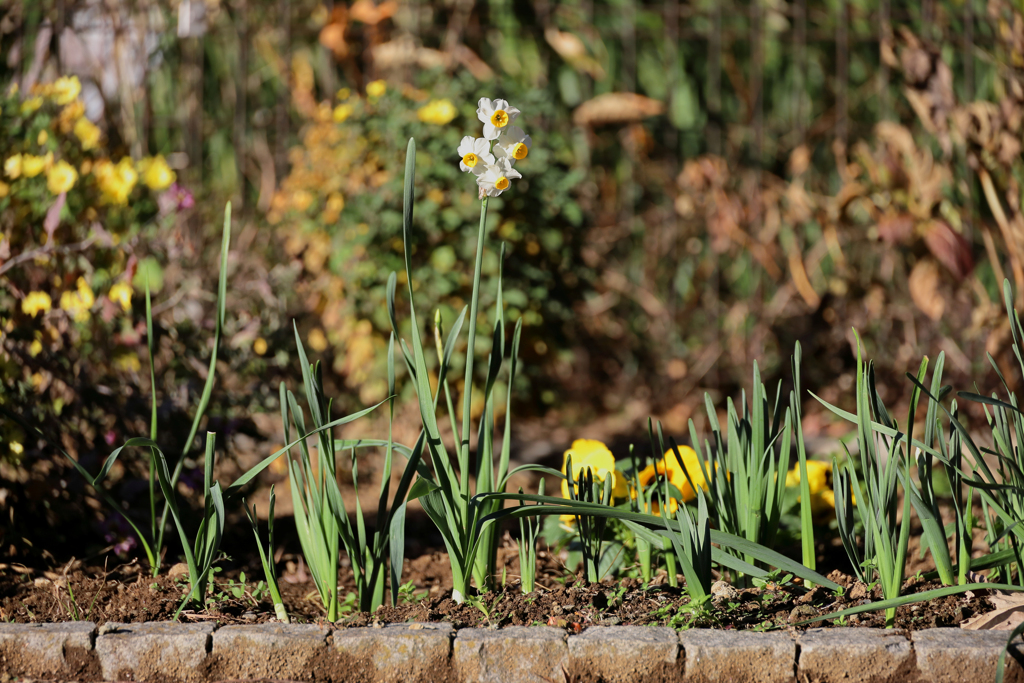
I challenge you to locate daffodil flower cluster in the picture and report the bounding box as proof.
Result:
[457,97,531,198]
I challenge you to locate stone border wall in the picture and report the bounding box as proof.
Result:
[2,622,1022,682]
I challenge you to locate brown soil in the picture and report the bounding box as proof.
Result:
[0,550,993,633]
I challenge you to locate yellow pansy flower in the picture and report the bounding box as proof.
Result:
[137,155,175,191]
[560,438,628,502]
[417,99,457,125]
[74,118,101,150]
[22,291,52,317]
[108,282,133,311]
[46,160,78,194]
[638,446,710,503]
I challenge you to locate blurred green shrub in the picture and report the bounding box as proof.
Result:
[269,65,587,411]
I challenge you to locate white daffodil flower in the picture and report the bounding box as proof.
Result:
[457,136,494,174]
[493,125,532,164]
[476,158,522,197]
[477,97,520,140]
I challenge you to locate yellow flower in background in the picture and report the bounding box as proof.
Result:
[0,181,9,198]
[322,193,344,223]
[46,160,78,194]
[94,158,138,205]
[58,100,86,132]
[74,117,101,150]
[60,277,95,323]
[785,460,849,515]
[108,282,133,311]
[113,353,141,373]
[253,337,268,355]
[28,339,43,357]
[9,442,23,456]
[336,87,351,100]
[5,154,22,179]
[20,97,43,115]
[560,438,628,502]
[333,103,353,123]
[21,291,52,317]
[37,130,48,146]
[366,79,386,99]
[22,154,47,178]
[51,76,81,105]
[138,155,175,191]
[307,327,329,352]
[418,99,457,125]
[291,189,314,212]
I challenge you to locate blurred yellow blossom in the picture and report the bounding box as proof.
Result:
[138,155,175,191]
[0,181,8,198]
[113,353,141,373]
[5,154,22,179]
[50,76,81,105]
[108,282,133,311]
[336,87,351,100]
[9,442,23,456]
[37,130,48,146]
[253,337,268,355]
[292,189,314,212]
[46,160,78,195]
[366,80,386,99]
[322,192,344,222]
[74,117,101,150]
[57,100,85,132]
[94,158,138,205]
[308,327,328,352]
[22,153,49,178]
[60,277,95,323]
[333,103,353,122]
[28,339,42,357]
[22,292,52,317]
[20,97,42,115]
[417,99,457,125]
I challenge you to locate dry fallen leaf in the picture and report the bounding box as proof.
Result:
[962,591,1024,630]
[908,258,945,321]
[573,92,664,127]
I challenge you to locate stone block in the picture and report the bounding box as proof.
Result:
[681,629,796,683]
[95,621,213,682]
[914,628,1024,683]
[454,626,568,683]
[797,628,914,683]
[211,623,329,680]
[332,622,454,682]
[567,626,681,682]
[0,621,97,678]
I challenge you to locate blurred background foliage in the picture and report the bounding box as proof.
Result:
[3,0,1024,559]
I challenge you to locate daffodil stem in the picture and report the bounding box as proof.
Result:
[459,197,489,536]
